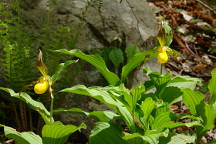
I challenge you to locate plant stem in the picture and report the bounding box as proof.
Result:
[49,81,54,122]
[50,96,54,119]
[160,64,163,74]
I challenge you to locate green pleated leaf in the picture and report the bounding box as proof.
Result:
[61,85,134,130]
[202,104,216,132]
[182,89,204,115]
[3,126,42,144]
[121,49,154,83]
[123,129,169,144]
[117,105,134,131]
[89,122,127,144]
[163,134,196,144]
[182,89,216,137]
[163,21,173,46]
[55,49,120,85]
[158,76,200,104]
[151,111,200,132]
[151,112,181,131]
[149,72,172,89]
[208,68,216,104]
[159,86,182,104]
[109,48,124,69]
[53,108,89,115]
[51,60,78,84]
[130,84,145,110]
[168,76,200,90]
[125,45,140,61]
[42,121,86,144]
[0,87,52,123]
[140,97,156,128]
[60,85,119,109]
[197,103,216,136]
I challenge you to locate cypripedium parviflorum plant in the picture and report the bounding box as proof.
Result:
[157,20,172,64]
[0,49,85,144]
[156,20,180,73]
[34,50,51,95]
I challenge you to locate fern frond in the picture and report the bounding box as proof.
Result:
[0,2,35,90]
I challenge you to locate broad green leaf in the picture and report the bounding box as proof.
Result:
[121,49,154,82]
[53,108,89,115]
[208,68,216,104]
[3,126,42,144]
[125,45,140,61]
[117,105,135,131]
[42,121,86,144]
[51,60,78,84]
[60,85,119,109]
[162,134,196,144]
[131,84,145,109]
[163,21,173,46]
[123,129,169,144]
[109,48,124,69]
[151,111,200,132]
[0,87,52,123]
[207,140,216,144]
[53,108,119,122]
[140,97,156,129]
[61,85,134,129]
[197,103,216,136]
[157,20,173,47]
[158,76,200,104]
[149,72,172,89]
[159,86,182,104]
[55,49,120,85]
[168,76,200,90]
[89,122,127,144]
[151,112,182,131]
[182,89,204,115]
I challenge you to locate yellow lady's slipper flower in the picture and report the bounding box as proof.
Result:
[157,51,168,64]
[34,77,49,94]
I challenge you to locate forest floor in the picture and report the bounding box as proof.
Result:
[149,0,216,143]
[149,0,216,80]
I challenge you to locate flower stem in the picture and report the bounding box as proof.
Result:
[160,64,163,74]
[49,83,54,122]
[50,96,54,119]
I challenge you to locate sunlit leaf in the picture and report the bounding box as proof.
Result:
[60,85,119,109]
[208,68,216,104]
[123,129,169,144]
[55,49,120,85]
[121,49,154,82]
[42,121,86,144]
[197,103,216,136]
[89,122,127,144]
[140,97,156,129]
[3,126,42,144]
[182,89,204,115]
[161,134,196,144]
[51,60,78,84]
